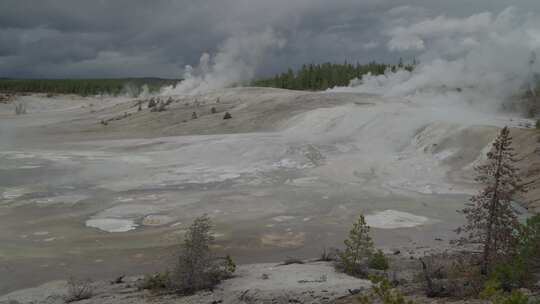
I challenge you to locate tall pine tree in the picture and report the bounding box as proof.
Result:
[455,127,527,274]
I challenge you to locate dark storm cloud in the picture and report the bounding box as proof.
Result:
[1,0,539,78]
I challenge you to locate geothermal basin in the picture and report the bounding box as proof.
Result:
[0,87,534,294]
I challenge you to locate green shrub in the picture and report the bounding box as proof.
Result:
[480,277,534,304]
[223,254,236,274]
[173,215,235,294]
[480,277,503,301]
[500,290,531,304]
[490,214,540,290]
[517,214,540,273]
[491,263,525,292]
[369,250,389,271]
[536,119,540,129]
[335,214,374,277]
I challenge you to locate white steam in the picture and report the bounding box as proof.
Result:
[334,7,540,111]
[162,29,285,95]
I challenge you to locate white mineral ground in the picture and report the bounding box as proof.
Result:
[0,88,537,296]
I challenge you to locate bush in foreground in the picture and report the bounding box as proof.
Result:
[335,213,374,277]
[137,215,235,295]
[172,214,235,294]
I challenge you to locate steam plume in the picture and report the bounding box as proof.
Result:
[162,29,285,95]
[334,7,540,112]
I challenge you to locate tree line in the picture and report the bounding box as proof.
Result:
[252,59,415,91]
[0,78,180,96]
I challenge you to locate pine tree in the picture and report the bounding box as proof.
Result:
[455,127,526,274]
[174,215,235,294]
[339,213,374,276]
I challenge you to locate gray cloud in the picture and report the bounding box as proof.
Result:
[1,0,540,78]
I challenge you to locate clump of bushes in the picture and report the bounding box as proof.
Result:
[536,119,540,129]
[480,277,535,304]
[223,112,232,120]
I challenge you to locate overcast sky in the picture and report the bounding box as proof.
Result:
[1,0,539,79]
